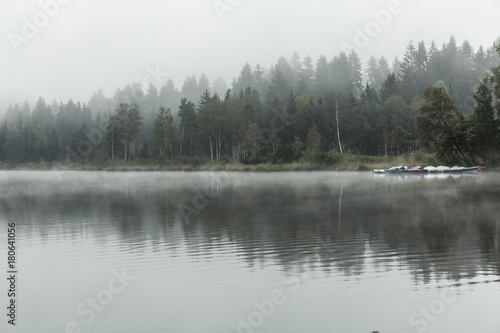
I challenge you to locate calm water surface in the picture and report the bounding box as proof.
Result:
[1,171,500,333]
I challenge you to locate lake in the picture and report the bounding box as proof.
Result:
[1,171,500,333]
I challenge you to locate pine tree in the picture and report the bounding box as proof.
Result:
[253,64,266,97]
[0,122,8,162]
[198,90,211,110]
[367,56,390,93]
[233,63,254,93]
[469,77,499,163]
[178,98,197,156]
[266,68,290,105]
[181,75,199,103]
[314,55,331,97]
[280,91,298,145]
[380,73,400,102]
[348,50,363,97]
[306,122,321,158]
[198,74,210,96]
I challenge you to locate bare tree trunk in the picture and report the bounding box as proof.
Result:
[335,98,343,155]
[271,132,280,155]
[209,136,214,162]
[179,125,185,156]
[328,92,344,155]
[189,132,193,157]
[216,136,222,162]
[111,131,114,160]
[169,139,173,159]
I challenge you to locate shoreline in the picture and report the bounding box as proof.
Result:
[1,155,497,173]
[1,162,367,172]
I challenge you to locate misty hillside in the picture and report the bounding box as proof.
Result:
[1,36,500,166]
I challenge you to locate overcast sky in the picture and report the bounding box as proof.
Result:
[1,0,499,111]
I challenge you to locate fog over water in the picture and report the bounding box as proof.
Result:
[1,171,500,332]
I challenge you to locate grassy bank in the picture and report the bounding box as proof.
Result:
[0,152,443,172]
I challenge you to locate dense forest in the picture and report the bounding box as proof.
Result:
[1,36,500,167]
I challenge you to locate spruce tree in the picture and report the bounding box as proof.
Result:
[469,78,499,163]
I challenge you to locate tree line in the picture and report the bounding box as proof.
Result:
[1,36,499,166]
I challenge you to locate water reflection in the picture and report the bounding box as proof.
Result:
[1,171,499,286]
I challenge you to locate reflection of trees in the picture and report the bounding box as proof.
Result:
[186,177,368,277]
[108,191,143,240]
[2,171,500,285]
[366,174,500,284]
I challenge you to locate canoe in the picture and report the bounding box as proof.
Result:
[385,166,405,173]
[455,166,478,173]
[446,166,478,173]
[373,166,405,173]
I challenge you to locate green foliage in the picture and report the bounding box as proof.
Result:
[315,149,343,165]
[178,98,197,157]
[106,103,143,161]
[391,125,412,155]
[469,77,500,163]
[2,36,500,167]
[152,107,178,160]
[367,56,391,93]
[197,93,231,162]
[291,136,304,156]
[305,122,321,158]
[274,145,295,164]
[416,87,476,165]
[380,73,400,102]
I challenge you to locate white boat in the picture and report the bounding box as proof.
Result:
[450,166,478,173]
[436,166,451,172]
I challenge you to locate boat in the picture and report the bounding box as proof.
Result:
[436,166,451,172]
[449,166,478,173]
[425,165,479,173]
[373,166,405,173]
[462,166,479,173]
[407,166,424,173]
[424,166,437,172]
[384,166,406,173]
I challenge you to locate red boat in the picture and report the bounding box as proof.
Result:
[407,166,425,173]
